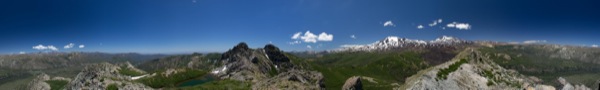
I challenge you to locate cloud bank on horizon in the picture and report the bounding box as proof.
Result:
[31,43,85,52]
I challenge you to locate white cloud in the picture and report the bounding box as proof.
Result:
[307,45,312,49]
[64,43,75,49]
[291,32,302,39]
[428,19,442,26]
[48,46,58,51]
[288,41,301,45]
[317,32,333,41]
[592,44,598,48]
[19,51,26,54]
[291,31,334,43]
[522,40,547,44]
[383,20,395,27]
[33,45,46,50]
[79,45,85,48]
[417,25,424,29]
[300,31,318,43]
[446,22,471,30]
[33,44,59,51]
[350,35,356,39]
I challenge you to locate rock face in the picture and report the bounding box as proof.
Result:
[65,62,153,90]
[253,69,325,90]
[398,48,551,90]
[212,42,325,89]
[264,44,294,70]
[558,77,591,90]
[342,76,363,90]
[28,73,51,90]
[213,42,274,82]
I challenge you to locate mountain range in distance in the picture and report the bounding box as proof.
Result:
[1,35,600,90]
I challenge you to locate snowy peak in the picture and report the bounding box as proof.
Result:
[383,36,400,42]
[374,36,428,47]
[435,35,457,41]
[337,35,470,51]
[430,35,464,44]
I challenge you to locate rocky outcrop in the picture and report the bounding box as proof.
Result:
[65,62,153,90]
[558,77,591,90]
[212,43,273,82]
[28,73,51,90]
[398,48,551,90]
[212,42,325,89]
[342,76,363,90]
[27,73,74,90]
[264,44,294,71]
[252,69,325,90]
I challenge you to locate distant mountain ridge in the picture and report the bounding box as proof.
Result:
[337,35,472,51]
[0,52,166,70]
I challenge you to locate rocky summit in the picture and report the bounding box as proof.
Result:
[342,76,363,90]
[212,42,325,89]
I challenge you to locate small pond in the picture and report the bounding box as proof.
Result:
[177,75,217,87]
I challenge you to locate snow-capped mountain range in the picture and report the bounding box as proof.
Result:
[337,35,470,51]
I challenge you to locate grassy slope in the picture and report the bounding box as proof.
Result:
[45,80,69,90]
[480,45,600,87]
[137,53,221,73]
[289,51,429,89]
[118,67,144,76]
[0,75,33,90]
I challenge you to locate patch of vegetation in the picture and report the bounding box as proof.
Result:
[268,65,278,77]
[436,59,468,80]
[482,70,494,79]
[179,79,251,90]
[136,68,207,88]
[118,67,144,76]
[296,51,430,90]
[45,80,69,90]
[482,69,495,86]
[486,81,494,86]
[106,83,118,90]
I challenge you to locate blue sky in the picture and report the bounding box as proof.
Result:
[1,0,599,54]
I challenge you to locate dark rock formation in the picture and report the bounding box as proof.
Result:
[212,43,325,89]
[264,44,294,70]
[214,42,275,82]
